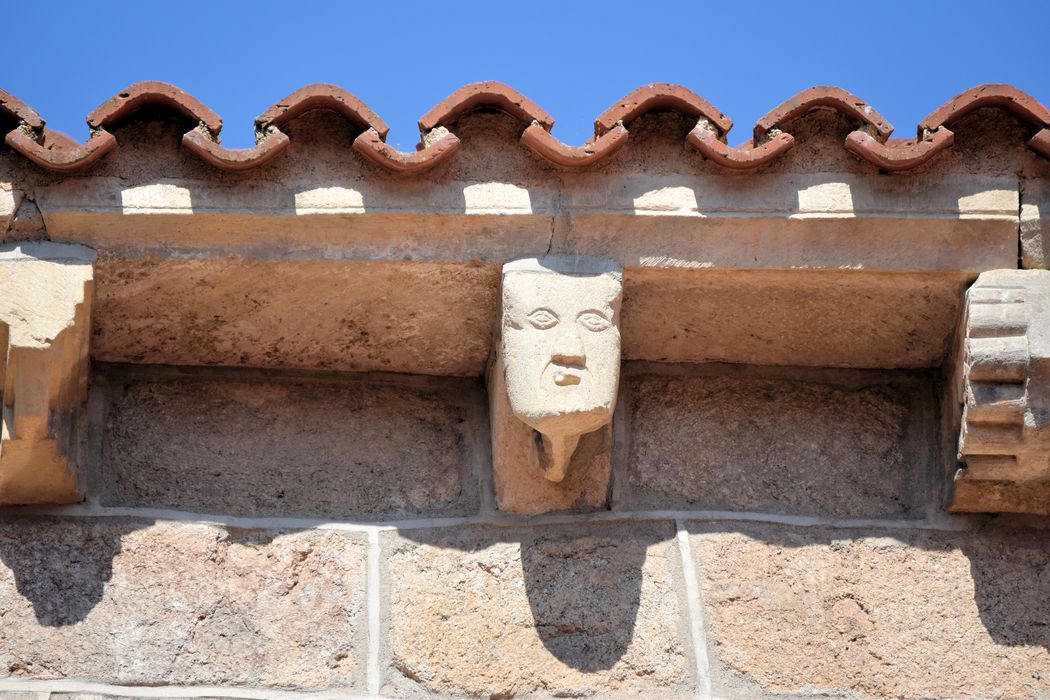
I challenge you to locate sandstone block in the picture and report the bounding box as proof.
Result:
[490,255,623,514]
[952,270,1050,513]
[98,369,481,519]
[690,523,1050,699]
[621,367,933,517]
[0,243,95,505]
[382,522,693,698]
[91,255,499,376]
[0,517,366,690]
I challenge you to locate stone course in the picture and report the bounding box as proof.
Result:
[690,523,1050,699]
[0,518,367,691]
[621,368,935,517]
[97,369,481,519]
[382,521,694,698]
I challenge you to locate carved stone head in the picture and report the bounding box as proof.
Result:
[499,255,623,480]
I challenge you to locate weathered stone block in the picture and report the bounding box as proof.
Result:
[621,367,934,517]
[0,243,95,505]
[382,522,693,698]
[490,255,623,515]
[0,517,366,690]
[91,256,499,376]
[952,270,1050,514]
[690,523,1050,699]
[98,368,481,519]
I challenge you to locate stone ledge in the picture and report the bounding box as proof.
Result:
[34,173,1017,272]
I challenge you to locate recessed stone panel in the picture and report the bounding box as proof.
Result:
[382,521,693,698]
[690,523,1050,699]
[621,366,935,517]
[0,517,366,691]
[98,368,482,519]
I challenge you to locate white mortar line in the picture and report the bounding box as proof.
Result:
[676,520,713,700]
[367,529,381,697]
[4,502,979,534]
[0,677,373,699]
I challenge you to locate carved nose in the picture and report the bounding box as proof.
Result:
[551,326,586,366]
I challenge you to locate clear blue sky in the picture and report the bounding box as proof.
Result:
[8,1,1050,150]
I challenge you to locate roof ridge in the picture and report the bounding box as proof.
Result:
[2,81,1048,174]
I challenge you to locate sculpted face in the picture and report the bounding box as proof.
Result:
[500,256,623,443]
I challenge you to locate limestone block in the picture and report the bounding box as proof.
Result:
[98,369,482,519]
[91,256,497,376]
[0,517,366,690]
[952,270,1050,513]
[0,243,94,505]
[690,524,1050,699]
[382,522,692,698]
[1021,178,1050,269]
[621,367,934,517]
[489,255,623,514]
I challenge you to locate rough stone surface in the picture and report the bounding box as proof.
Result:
[98,368,481,519]
[1021,178,1049,269]
[0,517,366,690]
[383,522,693,698]
[0,243,95,505]
[952,270,1050,514]
[691,523,1050,700]
[91,255,498,377]
[621,268,969,370]
[622,367,934,517]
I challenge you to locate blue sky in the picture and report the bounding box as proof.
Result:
[8,1,1050,150]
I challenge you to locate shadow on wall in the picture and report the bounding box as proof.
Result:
[389,522,670,674]
[0,516,144,627]
[687,519,1050,654]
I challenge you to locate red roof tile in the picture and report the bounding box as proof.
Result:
[1,81,1047,173]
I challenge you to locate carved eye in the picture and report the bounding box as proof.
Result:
[527,308,559,330]
[577,311,611,332]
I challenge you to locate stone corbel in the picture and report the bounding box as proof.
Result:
[0,243,95,505]
[951,270,1050,514]
[488,255,623,515]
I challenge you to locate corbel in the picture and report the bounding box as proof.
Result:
[951,270,1050,513]
[0,242,95,505]
[487,255,623,515]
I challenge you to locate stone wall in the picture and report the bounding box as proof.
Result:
[0,94,1048,699]
[1,362,1046,699]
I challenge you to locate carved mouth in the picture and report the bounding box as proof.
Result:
[553,370,581,386]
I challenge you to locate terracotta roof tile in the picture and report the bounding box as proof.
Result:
[919,84,1050,135]
[0,89,44,129]
[352,128,461,175]
[6,127,116,171]
[686,128,795,170]
[87,81,222,133]
[256,84,389,138]
[595,83,731,135]
[844,130,955,172]
[520,124,628,168]
[755,86,893,143]
[419,81,554,132]
[181,127,290,171]
[1,82,1046,173]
